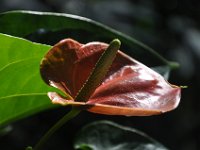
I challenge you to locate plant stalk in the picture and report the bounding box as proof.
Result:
[33,107,81,150]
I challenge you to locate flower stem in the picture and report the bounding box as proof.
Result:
[33,107,81,150]
[75,39,121,102]
[33,39,120,149]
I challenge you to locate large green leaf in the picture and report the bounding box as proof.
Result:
[74,120,167,150]
[0,33,55,127]
[0,10,173,67]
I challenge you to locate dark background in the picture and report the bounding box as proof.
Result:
[0,0,200,150]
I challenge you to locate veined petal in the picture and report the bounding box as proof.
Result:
[40,39,181,116]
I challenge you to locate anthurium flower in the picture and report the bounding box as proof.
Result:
[40,39,181,116]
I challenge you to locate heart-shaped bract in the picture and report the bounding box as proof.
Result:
[40,39,181,116]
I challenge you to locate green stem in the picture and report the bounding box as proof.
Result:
[168,61,180,70]
[33,39,120,149]
[75,39,121,102]
[34,107,81,150]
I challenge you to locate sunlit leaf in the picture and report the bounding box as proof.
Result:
[0,33,55,127]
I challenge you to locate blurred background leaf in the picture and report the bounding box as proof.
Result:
[74,120,167,150]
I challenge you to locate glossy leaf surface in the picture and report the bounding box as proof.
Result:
[40,39,181,116]
[0,10,172,67]
[74,120,168,150]
[0,33,54,126]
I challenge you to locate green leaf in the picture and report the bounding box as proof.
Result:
[152,66,170,80]
[0,33,55,127]
[0,125,12,136]
[74,120,168,150]
[0,10,174,68]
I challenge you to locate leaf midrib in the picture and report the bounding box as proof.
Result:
[0,57,40,72]
[0,93,47,101]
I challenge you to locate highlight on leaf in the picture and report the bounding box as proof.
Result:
[40,38,181,116]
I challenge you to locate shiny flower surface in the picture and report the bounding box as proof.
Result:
[40,39,181,116]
